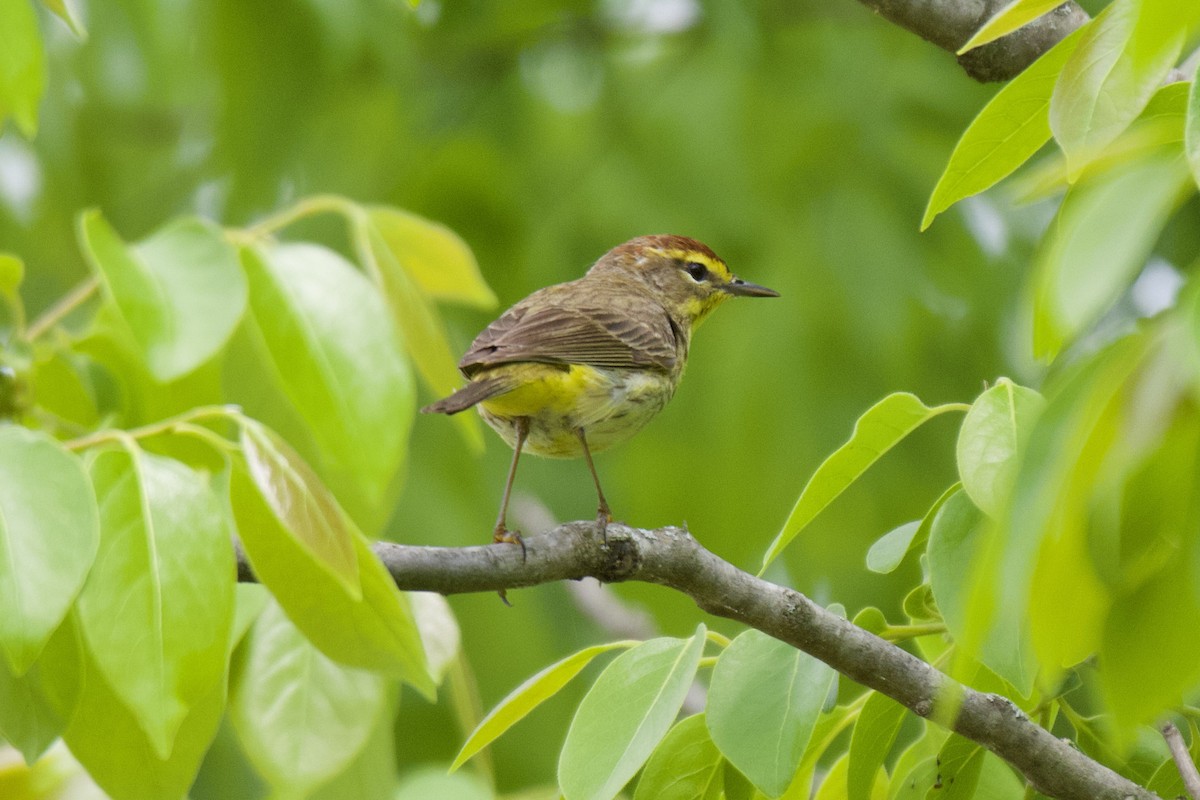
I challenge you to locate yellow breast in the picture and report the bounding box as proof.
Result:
[477,363,676,458]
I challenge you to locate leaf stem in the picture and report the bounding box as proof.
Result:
[26,276,99,340]
[881,623,947,642]
[65,404,243,452]
[242,194,359,239]
[704,630,732,649]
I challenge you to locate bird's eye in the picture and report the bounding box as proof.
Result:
[684,262,709,282]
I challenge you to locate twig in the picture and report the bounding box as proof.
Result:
[26,276,99,340]
[854,0,1090,82]
[1163,722,1200,799]
[235,522,1161,800]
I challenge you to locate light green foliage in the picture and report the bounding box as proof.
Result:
[1189,60,1200,184]
[633,714,723,800]
[0,427,97,674]
[237,419,361,596]
[230,600,388,797]
[240,242,415,526]
[0,615,81,763]
[846,691,905,800]
[866,483,959,574]
[367,206,497,309]
[80,212,247,382]
[354,209,485,451]
[958,0,1072,53]
[453,640,636,771]
[1049,0,1195,176]
[707,629,836,798]
[762,394,966,571]
[559,627,706,800]
[923,28,1083,229]
[63,611,228,800]
[230,457,433,693]
[76,445,234,759]
[1031,152,1191,360]
[10,0,1200,797]
[0,0,44,136]
[955,379,1044,517]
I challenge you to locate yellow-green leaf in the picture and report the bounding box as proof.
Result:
[451,640,637,771]
[922,27,1083,230]
[761,393,966,571]
[368,206,496,309]
[958,0,1071,53]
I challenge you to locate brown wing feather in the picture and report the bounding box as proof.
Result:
[459,283,677,376]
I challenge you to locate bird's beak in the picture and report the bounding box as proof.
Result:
[723,277,779,298]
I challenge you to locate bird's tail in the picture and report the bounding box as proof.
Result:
[421,376,515,415]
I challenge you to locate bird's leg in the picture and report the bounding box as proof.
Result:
[576,427,612,544]
[494,417,529,560]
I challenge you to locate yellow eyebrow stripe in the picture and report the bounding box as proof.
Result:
[655,249,732,280]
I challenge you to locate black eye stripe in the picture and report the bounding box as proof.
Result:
[684,261,708,281]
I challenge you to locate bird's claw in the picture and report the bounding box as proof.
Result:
[493,525,525,605]
[493,525,527,562]
[596,507,613,545]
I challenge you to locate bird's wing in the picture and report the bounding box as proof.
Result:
[459,288,678,375]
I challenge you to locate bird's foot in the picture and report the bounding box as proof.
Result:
[493,524,527,562]
[493,525,525,606]
[595,506,613,545]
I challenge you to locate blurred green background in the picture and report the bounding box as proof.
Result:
[3,0,1035,791]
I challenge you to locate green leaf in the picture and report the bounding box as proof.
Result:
[706,629,836,798]
[958,0,1073,53]
[1032,151,1191,360]
[240,243,415,525]
[890,756,938,800]
[452,640,636,771]
[964,340,1147,697]
[0,613,82,762]
[63,610,227,800]
[0,0,44,136]
[816,752,885,800]
[956,379,1045,517]
[1188,57,1200,187]
[230,458,433,694]
[1011,81,1190,202]
[928,488,1035,694]
[353,213,484,452]
[762,393,965,571]
[559,626,706,800]
[239,419,360,595]
[76,446,235,759]
[926,736,983,800]
[410,591,461,685]
[230,600,387,797]
[308,689,399,800]
[922,26,1083,229]
[1050,0,1187,176]
[866,483,960,575]
[367,206,496,309]
[396,767,493,800]
[0,252,23,296]
[633,714,723,800]
[847,691,905,800]
[0,426,98,674]
[78,211,247,382]
[39,0,86,37]
[865,521,919,575]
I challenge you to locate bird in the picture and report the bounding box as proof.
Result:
[422,234,778,557]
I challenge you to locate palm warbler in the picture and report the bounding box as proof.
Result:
[423,235,778,550]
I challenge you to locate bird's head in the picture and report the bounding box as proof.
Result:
[590,235,778,328]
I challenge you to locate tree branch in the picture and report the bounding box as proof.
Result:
[854,0,1090,82]
[1163,722,1200,799]
[236,522,1161,800]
